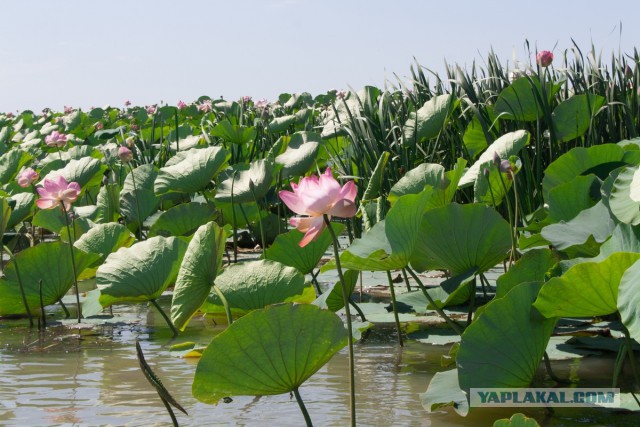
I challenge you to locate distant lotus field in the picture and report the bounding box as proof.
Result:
[1,44,640,426]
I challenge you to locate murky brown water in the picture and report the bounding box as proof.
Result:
[1,295,640,426]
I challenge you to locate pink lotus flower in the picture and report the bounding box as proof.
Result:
[118,145,133,162]
[95,122,104,130]
[6,112,14,118]
[198,100,213,112]
[242,96,252,103]
[536,50,554,67]
[124,100,131,107]
[45,131,67,148]
[177,100,187,110]
[336,90,347,99]
[279,168,357,247]
[146,105,156,114]
[64,105,73,114]
[36,175,81,210]
[17,168,39,188]
[255,98,268,109]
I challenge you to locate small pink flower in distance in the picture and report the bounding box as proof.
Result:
[536,50,554,67]
[36,175,81,210]
[336,90,347,99]
[45,130,67,148]
[279,167,357,247]
[118,145,133,163]
[95,122,104,130]
[6,112,14,118]
[17,168,39,188]
[255,98,268,109]
[64,105,73,114]
[199,100,213,112]
[146,105,156,114]
[177,100,187,110]
[124,100,131,107]
[242,96,252,103]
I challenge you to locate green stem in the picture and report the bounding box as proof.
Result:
[348,300,367,323]
[231,172,238,263]
[623,324,640,387]
[161,398,179,427]
[59,299,70,318]
[3,245,33,327]
[39,279,46,329]
[385,270,404,347]
[401,268,412,292]
[323,214,356,427]
[127,164,145,240]
[150,299,179,338]
[61,205,82,323]
[213,284,233,325]
[406,267,463,335]
[249,183,267,255]
[293,387,313,427]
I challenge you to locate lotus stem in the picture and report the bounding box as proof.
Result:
[127,164,145,241]
[149,299,179,338]
[401,268,412,292]
[212,284,233,326]
[59,299,70,318]
[385,270,404,347]
[623,324,640,388]
[293,387,313,427]
[61,204,82,323]
[230,171,238,263]
[3,245,33,327]
[249,181,267,255]
[323,214,356,427]
[405,267,463,335]
[39,279,46,329]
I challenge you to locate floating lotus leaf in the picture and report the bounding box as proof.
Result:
[154,146,229,195]
[457,282,556,390]
[171,222,226,331]
[192,303,347,404]
[419,369,469,416]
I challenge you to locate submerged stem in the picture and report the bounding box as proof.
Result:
[150,299,179,338]
[385,270,404,347]
[323,215,356,427]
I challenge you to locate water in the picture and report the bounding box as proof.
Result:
[1,296,640,426]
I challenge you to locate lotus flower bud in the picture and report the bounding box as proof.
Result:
[118,146,133,163]
[536,50,554,67]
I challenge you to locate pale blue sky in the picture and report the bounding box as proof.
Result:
[1,0,638,112]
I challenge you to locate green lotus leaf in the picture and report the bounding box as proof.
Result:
[148,202,217,237]
[340,190,432,271]
[211,119,256,145]
[472,160,513,206]
[171,222,226,331]
[618,259,640,343]
[496,249,558,298]
[388,163,445,204]
[6,192,35,229]
[419,369,469,416]
[203,259,311,314]
[97,236,188,307]
[0,242,99,316]
[609,165,640,225]
[74,222,135,265]
[426,267,476,308]
[313,269,358,312]
[542,144,625,199]
[533,252,640,318]
[457,282,556,390]
[274,131,321,178]
[154,146,229,195]
[402,94,457,146]
[0,149,32,183]
[459,130,529,188]
[265,223,345,274]
[94,183,120,224]
[410,203,512,275]
[494,76,544,121]
[552,94,606,143]
[541,201,615,255]
[42,156,106,190]
[268,114,296,133]
[214,158,274,204]
[120,164,159,230]
[0,197,10,239]
[192,303,347,404]
[463,115,490,159]
[493,413,541,427]
[547,175,599,222]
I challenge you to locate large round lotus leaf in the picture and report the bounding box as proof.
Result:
[192,303,347,403]
[274,131,321,178]
[171,222,226,331]
[0,242,99,316]
[214,159,274,204]
[542,144,625,199]
[618,259,640,343]
[265,223,345,274]
[410,203,512,274]
[210,120,256,145]
[204,259,310,314]
[95,183,120,224]
[533,252,640,318]
[547,174,599,222]
[340,190,432,272]
[402,94,457,146]
[7,192,35,229]
[119,164,159,229]
[154,146,229,195]
[148,202,217,237]
[74,222,135,265]
[609,165,640,225]
[458,130,529,188]
[97,236,188,307]
[268,114,296,133]
[495,249,558,298]
[419,369,469,417]
[493,76,544,121]
[313,269,358,312]
[472,160,513,206]
[42,156,106,190]
[0,149,32,183]
[457,282,556,390]
[388,163,445,203]
[551,94,606,143]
